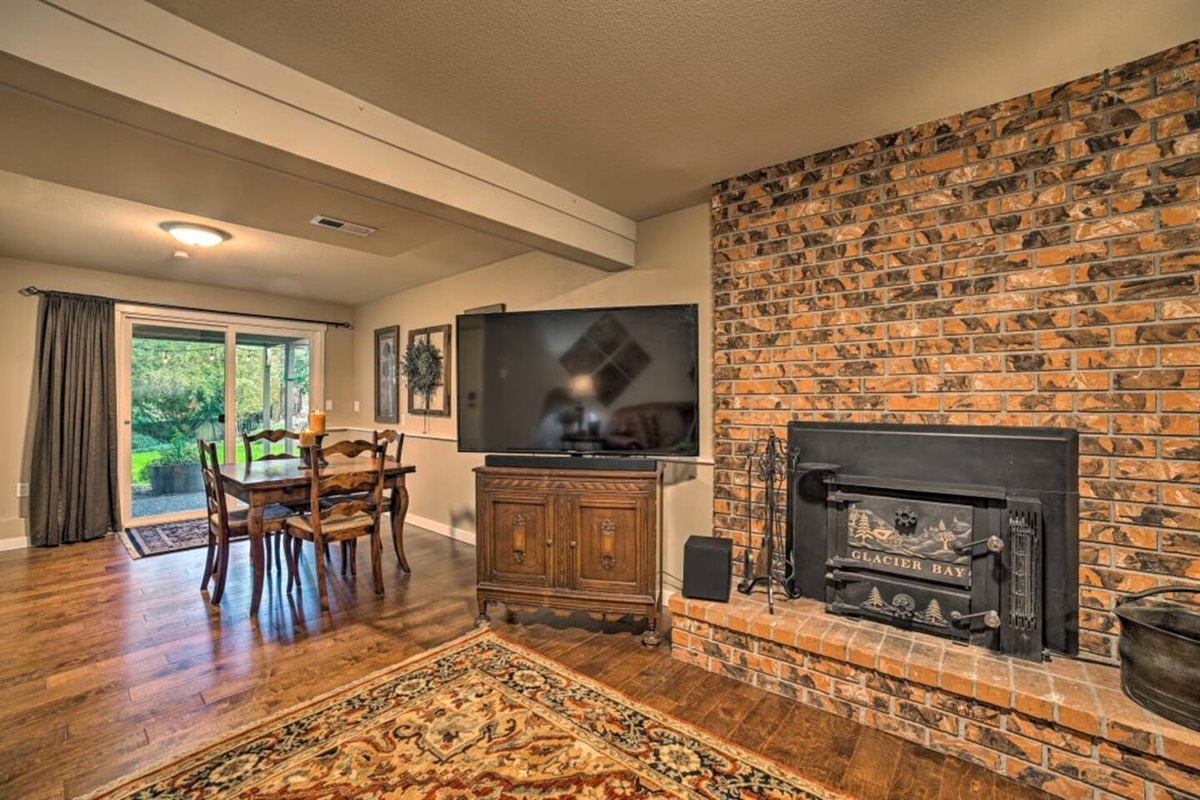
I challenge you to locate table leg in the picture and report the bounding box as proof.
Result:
[248,503,266,616]
[391,479,411,573]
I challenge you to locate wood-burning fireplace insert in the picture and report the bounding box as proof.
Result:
[786,422,1078,662]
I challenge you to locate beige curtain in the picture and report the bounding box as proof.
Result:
[29,292,121,545]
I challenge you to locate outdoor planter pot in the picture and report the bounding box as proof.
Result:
[147,463,204,496]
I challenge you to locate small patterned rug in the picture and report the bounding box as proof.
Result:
[81,629,848,799]
[119,518,226,560]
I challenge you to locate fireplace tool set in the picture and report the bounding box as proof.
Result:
[737,431,799,613]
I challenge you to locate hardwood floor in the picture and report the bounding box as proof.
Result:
[0,527,1046,800]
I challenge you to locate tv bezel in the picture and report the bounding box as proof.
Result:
[455,302,701,458]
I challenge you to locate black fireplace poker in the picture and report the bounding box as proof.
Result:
[737,430,798,613]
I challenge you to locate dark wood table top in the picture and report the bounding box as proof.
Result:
[219,457,415,491]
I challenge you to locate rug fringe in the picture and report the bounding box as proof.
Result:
[116,530,143,561]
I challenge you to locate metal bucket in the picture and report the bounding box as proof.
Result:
[1114,586,1200,732]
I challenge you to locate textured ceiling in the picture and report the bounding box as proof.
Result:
[148,0,1200,219]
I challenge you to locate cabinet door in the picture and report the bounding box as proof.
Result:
[569,496,647,595]
[482,496,553,589]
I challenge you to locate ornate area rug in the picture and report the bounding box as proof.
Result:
[119,518,224,559]
[82,629,848,799]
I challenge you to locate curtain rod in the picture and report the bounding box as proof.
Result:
[18,286,353,329]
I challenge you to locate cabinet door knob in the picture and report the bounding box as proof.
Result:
[546,539,552,547]
[569,540,577,548]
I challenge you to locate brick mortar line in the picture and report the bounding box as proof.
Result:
[711,145,1196,234]
[712,179,1199,254]
[714,67,1198,202]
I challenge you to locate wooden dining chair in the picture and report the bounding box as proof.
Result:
[376,429,405,464]
[284,439,387,612]
[318,430,404,574]
[241,428,300,463]
[242,428,303,571]
[198,439,292,606]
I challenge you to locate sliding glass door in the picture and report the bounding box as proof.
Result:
[116,307,324,526]
[127,322,227,520]
[233,332,312,462]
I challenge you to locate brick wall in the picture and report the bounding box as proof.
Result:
[711,40,1200,660]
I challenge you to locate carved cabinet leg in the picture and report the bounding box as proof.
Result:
[641,612,662,648]
[474,597,491,628]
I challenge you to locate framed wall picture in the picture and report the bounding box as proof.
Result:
[374,325,400,423]
[408,324,452,417]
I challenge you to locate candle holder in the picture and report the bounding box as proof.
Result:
[299,433,328,468]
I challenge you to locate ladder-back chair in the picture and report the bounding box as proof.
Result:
[198,438,291,606]
[284,439,387,612]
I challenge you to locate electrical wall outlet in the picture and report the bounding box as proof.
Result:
[353,400,360,413]
[324,399,333,411]
[16,483,29,497]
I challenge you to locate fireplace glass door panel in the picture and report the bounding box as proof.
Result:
[831,573,971,640]
[836,496,974,588]
[825,485,1005,650]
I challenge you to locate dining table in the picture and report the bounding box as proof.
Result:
[219,456,417,615]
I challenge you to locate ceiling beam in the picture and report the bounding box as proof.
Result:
[0,0,636,271]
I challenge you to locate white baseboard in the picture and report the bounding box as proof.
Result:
[0,537,29,552]
[403,513,476,546]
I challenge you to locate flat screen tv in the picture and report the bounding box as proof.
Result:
[457,304,699,456]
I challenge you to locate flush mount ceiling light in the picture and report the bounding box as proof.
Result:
[159,221,231,248]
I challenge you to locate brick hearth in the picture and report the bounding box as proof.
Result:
[670,592,1200,800]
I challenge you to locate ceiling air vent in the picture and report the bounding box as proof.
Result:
[309,215,377,237]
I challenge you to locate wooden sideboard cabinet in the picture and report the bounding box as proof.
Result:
[474,463,663,646]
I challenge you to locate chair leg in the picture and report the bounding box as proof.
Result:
[211,527,231,605]
[340,541,349,577]
[350,540,358,576]
[200,526,217,591]
[273,531,282,573]
[370,532,383,596]
[323,541,331,561]
[314,533,330,613]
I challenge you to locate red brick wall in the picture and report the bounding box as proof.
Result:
[710,40,1200,660]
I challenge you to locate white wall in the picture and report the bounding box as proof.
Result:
[348,204,712,587]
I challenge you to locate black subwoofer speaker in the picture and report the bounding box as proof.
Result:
[682,536,732,602]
